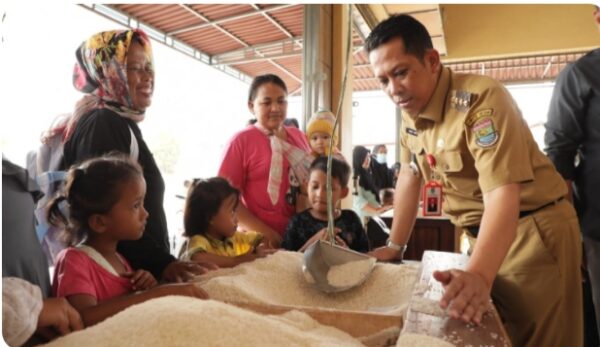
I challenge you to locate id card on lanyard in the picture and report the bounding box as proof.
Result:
[422,154,443,216]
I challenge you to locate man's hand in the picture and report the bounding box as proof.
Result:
[433,269,492,325]
[368,246,403,262]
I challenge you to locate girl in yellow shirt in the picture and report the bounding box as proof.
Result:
[179,177,276,267]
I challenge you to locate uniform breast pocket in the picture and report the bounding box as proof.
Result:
[440,151,472,193]
[405,137,419,154]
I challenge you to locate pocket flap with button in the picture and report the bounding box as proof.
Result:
[406,137,424,155]
[442,151,463,172]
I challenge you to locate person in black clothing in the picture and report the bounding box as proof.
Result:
[59,29,213,281]
[2,157,51,297]
[370,144,394,192]
[545,6,600,345]
[282,157,370,252]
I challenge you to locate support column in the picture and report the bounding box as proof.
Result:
[331,4,354,208]
[302,4,332,128]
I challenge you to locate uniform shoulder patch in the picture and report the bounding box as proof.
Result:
[465,108,494,127]
[450,90,475,112]
[472,116,499,148]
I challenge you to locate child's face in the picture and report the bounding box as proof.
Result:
[103,176,148,240]
[307,169,347,214]
[209,194,238,238]
[309,132,332,155]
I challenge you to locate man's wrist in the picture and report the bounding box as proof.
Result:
[386,239,407,259]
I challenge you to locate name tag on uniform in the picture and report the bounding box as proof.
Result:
[423,154,443,216]
[406,128,418,136]
[423,181,443,216]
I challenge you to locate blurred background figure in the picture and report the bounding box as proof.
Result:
[352,146,392,226]
[391,162,401,187]
[370,144,394,194]
[544,6,600,346]
[379,187,395,207]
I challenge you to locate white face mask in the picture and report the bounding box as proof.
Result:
[376,153,387,164]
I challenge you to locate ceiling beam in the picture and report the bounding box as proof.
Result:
[169,4,296,35]
[269,59,302,83]
[212,37,302,65]
[180,4,301,83]
[250,4,293,39]
[353,4,380,30]
[214,51,302,66]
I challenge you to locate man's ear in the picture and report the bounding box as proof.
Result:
[88,214,108,234]
[425,49,441,72]
[341,186,350,199]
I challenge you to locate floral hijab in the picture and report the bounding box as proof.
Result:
[62,29,154,142]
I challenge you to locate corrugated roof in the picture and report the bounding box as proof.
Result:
[88,4,585,96]
[108,3,304,92]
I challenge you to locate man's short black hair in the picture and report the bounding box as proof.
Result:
[309,156,351,188]
[364,14,433,62]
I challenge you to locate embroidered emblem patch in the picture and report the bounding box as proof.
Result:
[406,127,418,136]
[465,108,494,127]
[472,117,499,147]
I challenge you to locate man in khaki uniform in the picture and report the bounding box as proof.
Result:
[366,14,582,347]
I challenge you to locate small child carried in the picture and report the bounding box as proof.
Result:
[305,110,346,162]
[49,154,207,327]
[282,156,370,253]
[179,177,276,267]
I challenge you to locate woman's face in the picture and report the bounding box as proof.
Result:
[248,82,288,132]
[126,42,154,111]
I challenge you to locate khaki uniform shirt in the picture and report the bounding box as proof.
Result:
[400,67,566,227]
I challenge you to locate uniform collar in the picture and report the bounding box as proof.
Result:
[416,66,451,124]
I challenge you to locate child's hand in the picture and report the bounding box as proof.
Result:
[123,269,157,291]
[301,228,347,251]
[319,227,342,242]
[253,242,278,257]
[333,235,349,248]
[162,260,217,283]
[154,283,209,299]
[36,297,84,340]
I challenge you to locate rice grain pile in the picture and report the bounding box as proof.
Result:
[410,296,447,317]
[41,296,365,347]
[327,258,376,288]
[195,251,419,315]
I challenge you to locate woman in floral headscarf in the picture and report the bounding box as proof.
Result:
[61,29,212,282]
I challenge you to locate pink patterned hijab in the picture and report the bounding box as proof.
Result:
[57,29,153,142]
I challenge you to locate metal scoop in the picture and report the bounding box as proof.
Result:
[302,240,376,293]
[302,9,374,293]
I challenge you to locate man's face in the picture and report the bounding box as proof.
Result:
[369,37,440,118]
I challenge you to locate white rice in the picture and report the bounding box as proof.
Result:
[41,296,365,347]
[195,251,419,315]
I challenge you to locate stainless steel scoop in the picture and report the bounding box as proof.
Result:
[302,240,376,293]
[302,6,375,294]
